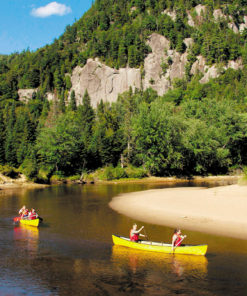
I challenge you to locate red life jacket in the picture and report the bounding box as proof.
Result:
[130,230,139,242]
[173,234,182,247]
[30,212,37,220]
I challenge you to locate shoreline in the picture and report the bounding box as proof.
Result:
[0,182,48,192]
[96,175,239,184]
[0,174,239,190]
[109,183,247,240]
[0,173,48,192]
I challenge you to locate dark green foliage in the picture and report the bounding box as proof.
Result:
[4,103,17,166]
[0,164,19,178]
[0,110,5,164]
[69,90,77,111]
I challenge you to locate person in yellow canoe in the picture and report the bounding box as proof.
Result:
[18,205,26,215]
[130,224,145,242]
[18,205,29,218]
[28,208,38,220]
[172,229,187,251]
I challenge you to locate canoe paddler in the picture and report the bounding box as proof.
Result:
[130,224,145,242]
[172,229,187,252]
[28,208,38,220]
[19,205,29,218]
[18,205,26,215]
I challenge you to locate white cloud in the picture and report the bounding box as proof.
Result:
[31,2,72,18]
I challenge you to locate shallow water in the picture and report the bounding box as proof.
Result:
[0,181,247,295]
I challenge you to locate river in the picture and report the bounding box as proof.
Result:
[0,182,247,295]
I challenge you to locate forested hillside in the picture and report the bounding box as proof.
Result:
[1,0,247,182]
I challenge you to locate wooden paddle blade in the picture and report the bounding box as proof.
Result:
[38,216,43,222]
[13,217,21,222]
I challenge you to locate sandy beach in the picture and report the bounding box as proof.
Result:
[109,184,247,239]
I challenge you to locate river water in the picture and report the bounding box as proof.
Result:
[0,182,247,296]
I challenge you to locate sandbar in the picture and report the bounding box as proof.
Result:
[109,184,247,239]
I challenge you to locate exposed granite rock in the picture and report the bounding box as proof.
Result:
[169,52,188,80]
[70,58,141,107]
[183,38,194,50]
[199,64,219,84]
[191,55,207,75]
[18,89,37,102]
[143,33,171,95]
[213,9,227,20]
[18,89,56,102]
[227,58,243,70]
[239,16,247,32]
[143,33,188,95]
[187,11,195,27]
[198,58,243,84]
[18,33,244,106]
[194,4,207,16]
[46,92,56,101]
[228,22,239,33]
[162,9,177,21]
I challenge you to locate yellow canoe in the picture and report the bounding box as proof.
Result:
[112,235,208,256]
[20,218,40,227]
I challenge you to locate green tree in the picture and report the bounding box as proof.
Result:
[69,90,77,111]
[131,100,185,175]
[5,103,17,166]
[36,112,83,175]
[0,110,5,164]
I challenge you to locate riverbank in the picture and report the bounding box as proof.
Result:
[109,182,247,240]
[1,173,239,189]
[98,175,239,185]
[0,173,47,191]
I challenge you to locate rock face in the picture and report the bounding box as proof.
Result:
[163,5,247,35]
[143,33,171,95]
[70,59,141,107]
[162,9,177,21]
[69,33,192,104]
[18,32,244,106]
[191,56,243,84]
[18,89,37,102]
[18,89,55,102]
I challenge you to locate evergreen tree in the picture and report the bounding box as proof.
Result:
[69,90,77,111]
[59,90,66,113]
[5,103,17,166]
[0,110,5,164]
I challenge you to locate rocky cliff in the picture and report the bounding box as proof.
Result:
[18,4,245,107]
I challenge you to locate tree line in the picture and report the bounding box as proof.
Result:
[1,66,247,181]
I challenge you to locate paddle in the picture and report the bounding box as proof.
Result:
[38,216,43,222]
[143,227,149,241]
[13,216,21,222]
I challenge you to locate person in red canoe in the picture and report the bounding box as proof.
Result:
[172,229,187,251]
[28,208,38,220]
[130,224,145,242]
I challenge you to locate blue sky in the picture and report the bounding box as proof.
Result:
[0,1,92,55]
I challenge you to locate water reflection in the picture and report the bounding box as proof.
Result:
[13,225,39,257]
[111,245,208,278]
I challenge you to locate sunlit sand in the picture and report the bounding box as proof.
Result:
[109,184,247,239]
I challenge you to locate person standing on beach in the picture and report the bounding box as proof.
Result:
[172,229,187,251]
[130,224,145,242]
